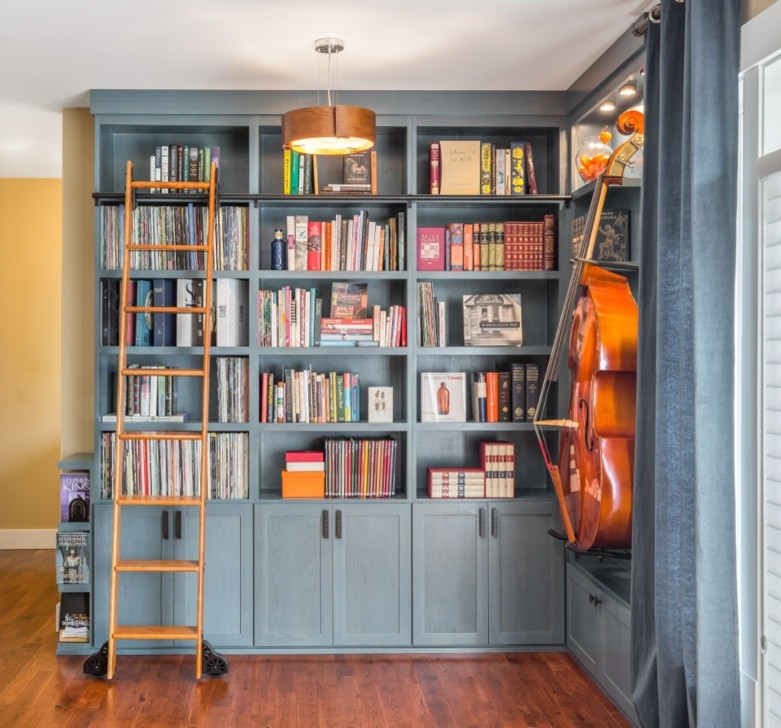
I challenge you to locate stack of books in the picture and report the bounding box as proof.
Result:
[426,441,515,499]
[282,451,326,498]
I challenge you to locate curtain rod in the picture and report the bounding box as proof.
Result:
[632,4,662,36]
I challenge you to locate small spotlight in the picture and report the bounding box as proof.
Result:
[599,100,617,112]
[619,83,638,97]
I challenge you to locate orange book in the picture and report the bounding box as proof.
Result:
[281,470,325,499]
[464,223,474,271]
[485,371,499,423]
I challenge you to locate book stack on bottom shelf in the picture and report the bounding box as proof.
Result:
[282,450,326,498]
[426,441,516,499]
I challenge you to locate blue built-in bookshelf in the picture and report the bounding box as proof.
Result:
[84,87,638,659]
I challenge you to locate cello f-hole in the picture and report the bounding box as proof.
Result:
[579,399,595,452]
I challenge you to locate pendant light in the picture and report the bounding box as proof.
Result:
[282,37,376,156]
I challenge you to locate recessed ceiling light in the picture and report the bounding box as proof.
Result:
[619,83,638,97]
[599,100,617,113]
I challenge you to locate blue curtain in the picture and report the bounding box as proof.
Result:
[630,1,741,726]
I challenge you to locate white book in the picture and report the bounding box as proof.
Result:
[294,215,308,271]
[286,215,296,271]
[420,372,467,423]
[368,386,393,423]
[176,279,195,346]
[216,279,248,347]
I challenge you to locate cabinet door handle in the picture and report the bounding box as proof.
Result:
[322,509,329,539]
[175,510,182,540]
[335,509,342,539]
[491,508,498,537]
[161,510,169,540]
[479,508,486,538]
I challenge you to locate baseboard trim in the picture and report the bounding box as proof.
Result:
[0,529,57,549]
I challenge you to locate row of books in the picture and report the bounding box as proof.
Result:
[323,437,398,499]
[60,471,90,522]
[282,149,317,195]
[282,150,379,196]
[427,441,515,499]
[471,363,541,423]
[215,356,249,423]
[56,531,90,584]
[104,365,182,421]
[149,144,220,191]
[100,205,249,271]
[429,140,538,196]
[99,432,248,499]
[101,277,248,348]
[416,217,555,272]
[277,211,406,272]
[260,369,360,424]
[57,593,90,643]
[419,364,541,423]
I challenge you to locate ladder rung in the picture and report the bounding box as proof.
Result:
[118,432,204,442]
[113,625,199,641]
[126,242,210,252]
[116,495,202,506]
[120,367,204,377]
[116,559,199,573]
[131,180,210,192]
[124,305,209,315]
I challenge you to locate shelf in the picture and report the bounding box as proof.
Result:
[416,421,535,432]
[571,176,641,201]
[57,453,93,470]
[258,422,409,433]
[58,583,91,593]
[258,346,408,357]
[417,346,551,356]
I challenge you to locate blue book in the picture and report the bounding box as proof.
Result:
[135,279,153,346]
[153,278,176,346]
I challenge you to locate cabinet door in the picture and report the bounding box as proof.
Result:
[412,503,488,646]
[566,564,601,673]
[601,593,637,722]
[333,503,411,647]
[92,504,174,649]
[173,505,254,648]
[488,500,564,645]
[254,504,333,647]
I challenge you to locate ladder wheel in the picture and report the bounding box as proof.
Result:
[83,641,109,678]
[202,640,229,677]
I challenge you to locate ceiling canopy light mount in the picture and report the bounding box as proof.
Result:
[282,37,376,156]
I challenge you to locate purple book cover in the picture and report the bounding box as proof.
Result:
[60,472,90,522]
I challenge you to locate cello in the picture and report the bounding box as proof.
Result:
[533,110,644,550]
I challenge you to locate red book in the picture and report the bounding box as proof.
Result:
[285,450,325,463]
[416,227,445,271]
[429,142,440,195]
[307,221,322,271]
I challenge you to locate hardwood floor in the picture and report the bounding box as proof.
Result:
[1,549,630,727]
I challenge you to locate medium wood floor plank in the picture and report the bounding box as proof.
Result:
[2,550,631,727]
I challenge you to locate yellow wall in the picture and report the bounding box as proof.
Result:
[0,179,62,530]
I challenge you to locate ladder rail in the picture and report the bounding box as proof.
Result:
[194,161,218,679]
[106,159,219,681]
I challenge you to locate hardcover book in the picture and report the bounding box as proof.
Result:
[215,278,248,347]
[134,279,153,346]
[60,471,90,522]
[56,531,90,584]
[330,282,369,318]
[368,386,394,423]
[420,372,467,423]
[429,142,440,194]
[416,227,446,271]
[152,278,176,347]
[462,294,523,347]
[594,209,630,261]
[438,140,481,195]
[343,151,371,185]
[427,467,485,498]
[176,279,195,346]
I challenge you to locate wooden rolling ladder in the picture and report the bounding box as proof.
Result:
[85,160,227,679]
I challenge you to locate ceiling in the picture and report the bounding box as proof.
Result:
[0,0,649,178]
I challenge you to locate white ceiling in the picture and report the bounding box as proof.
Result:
[0,0,648,178]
